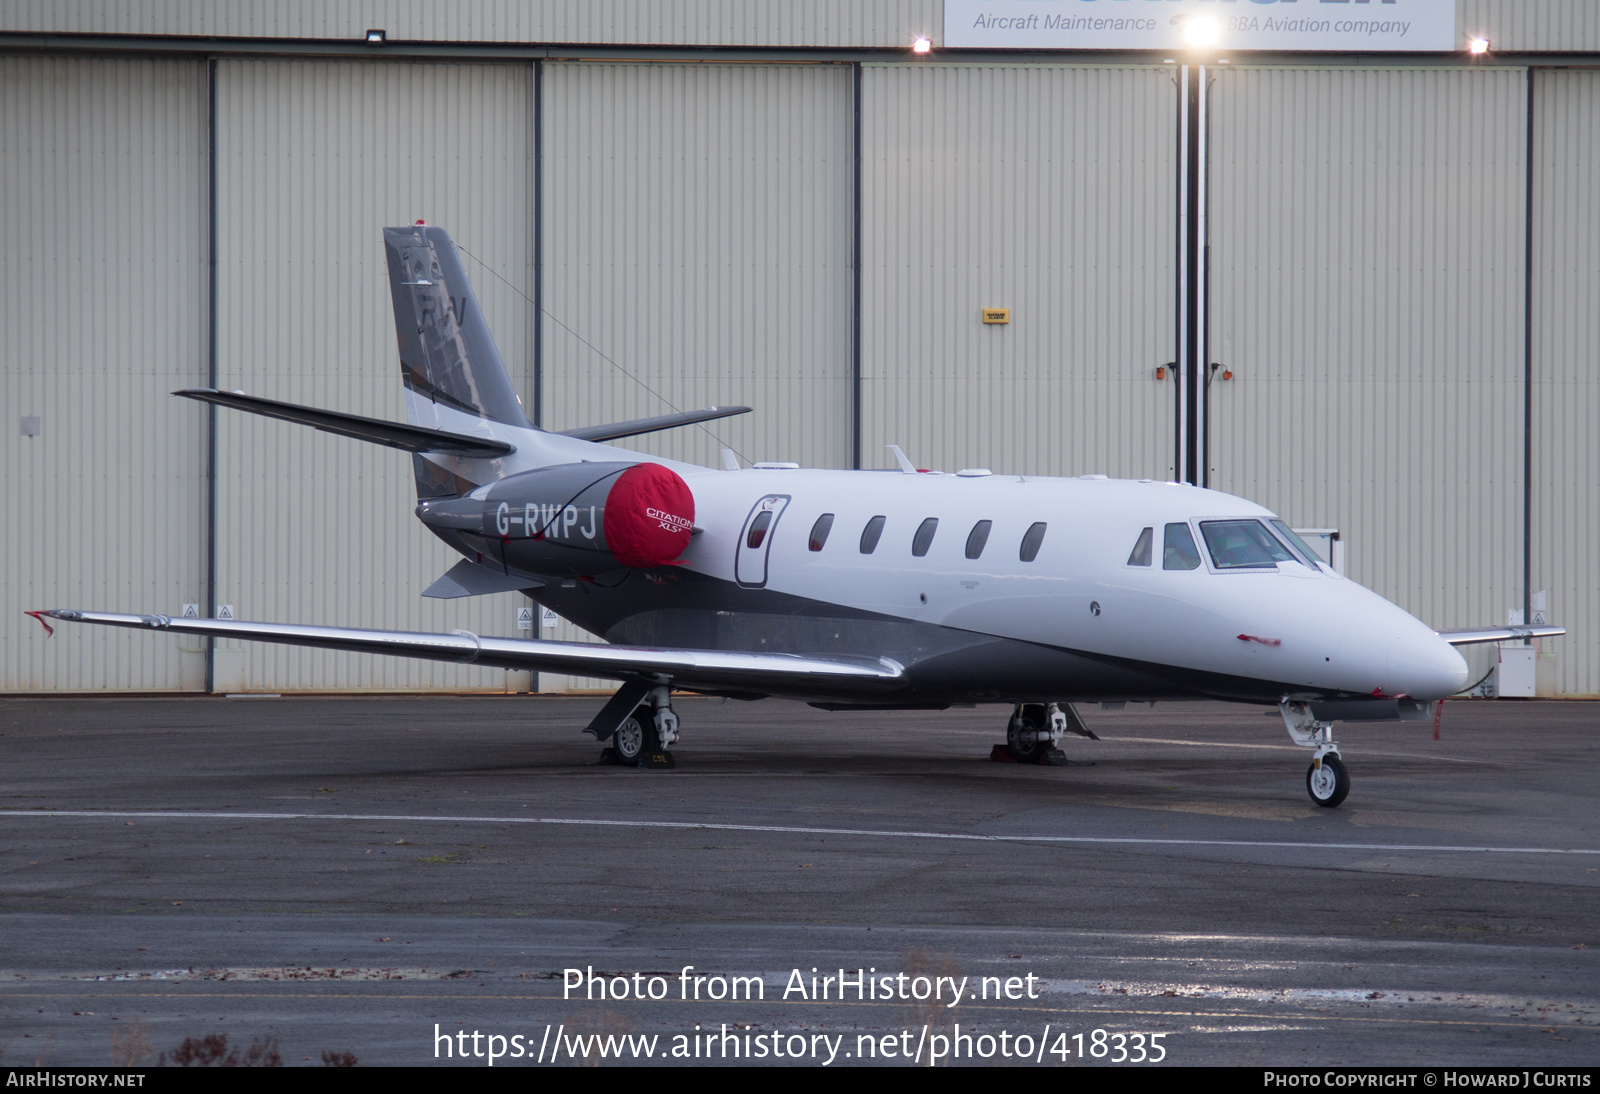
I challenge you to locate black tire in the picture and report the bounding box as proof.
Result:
[612,713,649,764]
[1306,753,1350,808]
[1006,705,1048,763]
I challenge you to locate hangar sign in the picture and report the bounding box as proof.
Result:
[944,0,1457,52]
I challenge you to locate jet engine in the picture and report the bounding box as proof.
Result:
[415,461,695,576]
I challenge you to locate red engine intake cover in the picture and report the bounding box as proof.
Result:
[602,463,696,568]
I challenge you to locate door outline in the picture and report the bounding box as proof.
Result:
[735,494,791,588]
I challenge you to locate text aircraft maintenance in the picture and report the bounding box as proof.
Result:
[35,224,1564,808]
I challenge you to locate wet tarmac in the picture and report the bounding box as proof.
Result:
[1,695,1596,1067]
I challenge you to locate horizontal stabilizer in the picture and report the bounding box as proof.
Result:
[175,388,515,458]
[1436,625,1565,646]
[558,405,751,443]
[36,610,905,695]
[422,559,545,599]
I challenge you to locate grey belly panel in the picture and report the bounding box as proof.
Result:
[528,570,1197,704]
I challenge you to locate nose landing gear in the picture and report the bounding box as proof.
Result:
[1306,750,1350,808]
[1282,699,1349,807]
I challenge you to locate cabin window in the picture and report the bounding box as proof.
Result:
[1127,526,1153,567]
[746,511,774,551]
[1270,520,1325,567]
[912,518,939,557]
[859,515,886,554]
[1163,522,1201,570]
[965,520,992,560]
[1019,522,1047,562]
[1200,519,1296,569]
[808,513,835,552]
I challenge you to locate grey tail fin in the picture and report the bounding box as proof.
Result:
[384,224,533,430]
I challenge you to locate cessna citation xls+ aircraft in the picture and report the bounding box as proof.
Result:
[36,224,1564,808]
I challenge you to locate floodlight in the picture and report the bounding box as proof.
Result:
[1184,16,1220,48]
[912,37,932,54]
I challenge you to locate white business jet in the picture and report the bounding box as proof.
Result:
[36,225,1563,807]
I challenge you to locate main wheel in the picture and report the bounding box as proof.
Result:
[1006,706,1048,763]
[611,713,648,764]
[1306,753,1350,808]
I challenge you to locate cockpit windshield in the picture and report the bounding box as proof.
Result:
[1200,520,1296,569]
[1269,520,1325,567]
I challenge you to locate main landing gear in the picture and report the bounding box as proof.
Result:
[592,683,679,769]
[1281,699,1350,807]
[999,702,1097,765]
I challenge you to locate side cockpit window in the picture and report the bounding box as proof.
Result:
[1127,527,1153,567]
[1163,522,1201,570]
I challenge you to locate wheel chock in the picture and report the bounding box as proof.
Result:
[598,746,675,769]
[1037,746,1069,766]
[990,744,1019,762]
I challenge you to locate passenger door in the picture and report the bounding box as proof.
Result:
[735,495,790,588]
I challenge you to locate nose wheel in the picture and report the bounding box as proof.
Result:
[1282,699,1351,807]
[1306,751,1350,808]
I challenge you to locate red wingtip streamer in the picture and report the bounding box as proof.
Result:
[25,611,55,638]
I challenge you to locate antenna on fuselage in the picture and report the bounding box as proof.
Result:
[885,444,918,474]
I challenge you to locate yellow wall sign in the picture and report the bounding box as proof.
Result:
[982,308,1010,324]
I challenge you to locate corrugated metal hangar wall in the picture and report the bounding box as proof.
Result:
[3,3,1597,696]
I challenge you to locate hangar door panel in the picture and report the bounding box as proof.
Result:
[216,59,535,692]
[1531,69,1600,696]
[1207,68,1526,646]
[542,62,853,472]
[860,65,1176,479]
[0,57,206,691]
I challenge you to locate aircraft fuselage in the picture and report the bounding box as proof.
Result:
[445,459,1470,709]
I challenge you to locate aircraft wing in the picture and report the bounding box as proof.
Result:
[34,610,904,694]
[1436,625,1566,646]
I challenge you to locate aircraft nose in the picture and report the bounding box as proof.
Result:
[1386,631,1469,700]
